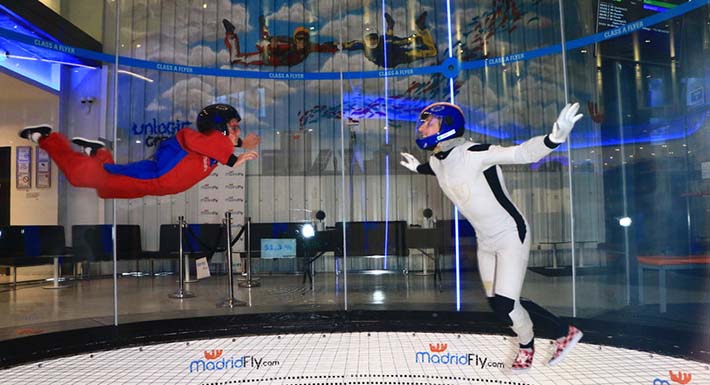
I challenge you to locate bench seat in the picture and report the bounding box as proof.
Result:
[637,255,710,313]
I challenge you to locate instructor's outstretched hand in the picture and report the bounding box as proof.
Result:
[400,152,421,173]
[241,133,261,150]
[549,102,583,144]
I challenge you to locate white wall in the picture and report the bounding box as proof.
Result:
[60,0,104,42]
[58,65,109,232]
[38,0,61,14]
[39,0,104,43]
[0,72,60,225]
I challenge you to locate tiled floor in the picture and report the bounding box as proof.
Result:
[2,331,709,385]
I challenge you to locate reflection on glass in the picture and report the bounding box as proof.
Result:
[0,1,706,349]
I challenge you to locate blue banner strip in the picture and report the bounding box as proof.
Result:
[0,0,707,80]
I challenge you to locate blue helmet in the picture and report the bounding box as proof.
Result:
[415,102,466,150]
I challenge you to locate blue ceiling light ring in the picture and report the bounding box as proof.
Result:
[0,0,705,83]
[0,5,62,45]
[1,0,707,81]
[441,57,460,79]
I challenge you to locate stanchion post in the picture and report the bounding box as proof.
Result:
[238,217,261,288]
[169,216,195,299]
[219,212,246,307]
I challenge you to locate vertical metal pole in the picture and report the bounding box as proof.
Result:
[337,0,348,310]
[238,217,260,287]
[178,217,184,292]
[226,214,235,298]
[615,63,631,305]
[558,0,577,318]
[112,0,121,327]
[444,0,461,312]
[219,212,245,307]
[43,257,68,289]
[247,217,251,279]
[169,216,194,298]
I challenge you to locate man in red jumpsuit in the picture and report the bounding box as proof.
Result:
[18,104,259,199]
[223,17,338,67]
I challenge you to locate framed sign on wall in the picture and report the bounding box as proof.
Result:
[36,147,51,188]
[16,146,31,189]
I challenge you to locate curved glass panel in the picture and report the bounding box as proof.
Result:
[567,1,710,332]
[112,0,350,320]
[0,1,115,339]
[0,0,706,356]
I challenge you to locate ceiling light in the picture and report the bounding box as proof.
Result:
[618,217,632,227]
[43,59,96,69]
[118,69,154,82]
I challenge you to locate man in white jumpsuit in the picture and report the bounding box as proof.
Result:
[400,102,584,373]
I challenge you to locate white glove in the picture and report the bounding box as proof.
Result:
[400,152,420,173]
[549,102,583,144]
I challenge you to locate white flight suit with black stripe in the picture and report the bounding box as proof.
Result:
[417,134,563,346]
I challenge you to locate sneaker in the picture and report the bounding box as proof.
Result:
[385,13,395,30]
[222,19,235,34]
[511,347,534,373]
[548,325,583,366]
[18,125,52,143]
[72,137,106,156]
[415,11,428,30]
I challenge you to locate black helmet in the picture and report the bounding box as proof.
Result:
[196,104,241,134]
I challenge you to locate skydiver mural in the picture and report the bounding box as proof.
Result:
[299,0,544,128]
[223,16,339,67]
[455,0,529,61]
[341,11,438,68]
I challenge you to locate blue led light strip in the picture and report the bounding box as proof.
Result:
[0,0,705,80]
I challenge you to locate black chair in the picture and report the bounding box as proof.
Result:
[0,226,35,286]
[0,226,25,262]
[333,221,408,257]
[0,225,74,288]
[71,224,145,277]
[331,221,408,274]
[434,219,478,278]
[72,225,113,262]
[406,226,439,277]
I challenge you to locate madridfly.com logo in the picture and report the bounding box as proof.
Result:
[415,343,504,369]
[189,350,281,373]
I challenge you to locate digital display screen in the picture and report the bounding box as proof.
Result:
[595,0,689,66]
[597,0,689,34]
[261,238,297,259]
